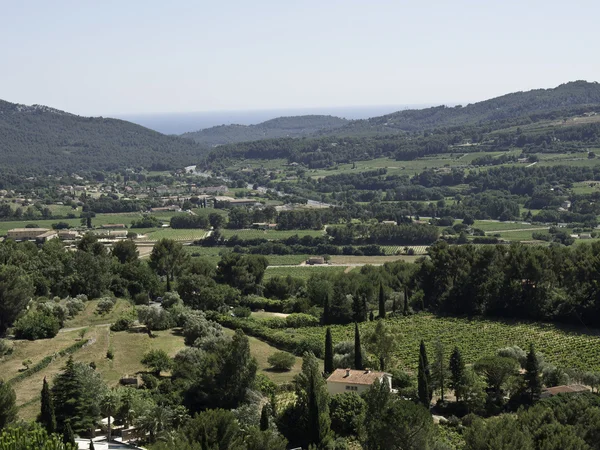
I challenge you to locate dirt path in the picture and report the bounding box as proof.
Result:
[59,323,111,333]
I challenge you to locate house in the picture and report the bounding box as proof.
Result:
[307,256,326,265]
[7,228,53,240]
[58,230,80,240]
[541,384,589,398]
[36,230,59,243]
[252,222,277,230]
[562,200,572,209]
[228,198,260,207]
[326,368,392,396]
[381,220,397,225]
[149,205,181,213]
[579,233,592,239]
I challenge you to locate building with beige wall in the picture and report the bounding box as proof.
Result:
[326,368,392,396]
[7,228,56,241]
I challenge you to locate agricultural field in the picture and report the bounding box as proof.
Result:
[471,220,540,232]
[381,245,429,255]
[264,265,348,280]
[0,213,143,236]
[328,255,421,265]
[184,247,313,266]
[220,228,325,240]
[268,314,600,373]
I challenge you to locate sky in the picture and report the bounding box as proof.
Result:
[2,0,599,116]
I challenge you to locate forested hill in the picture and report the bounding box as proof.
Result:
[181,115,348,146]
[0,99,208,173]
[325,80,600,135]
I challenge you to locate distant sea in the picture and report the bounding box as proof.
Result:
[113,105,431,135]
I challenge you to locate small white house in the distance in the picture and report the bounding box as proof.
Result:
[326,368,392,396]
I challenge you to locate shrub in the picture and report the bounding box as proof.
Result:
[0,339,13,357]
[106,348,114,359]
[232,306,251,318]
[136,306,174,331]
[285,313,319,328]
[267,351,296,371]
[13,310,60,340]
[97,297,116,315]
[141,349,172,375]
[141,373,159,389]
[241,296,285,313]
[65,298,85,317]
[110,315,134,332]
[161,291,182,309]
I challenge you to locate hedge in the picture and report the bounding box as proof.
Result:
[216,315,323,357]
[8,338,90,385]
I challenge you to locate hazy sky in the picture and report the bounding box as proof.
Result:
[2,0,598,116]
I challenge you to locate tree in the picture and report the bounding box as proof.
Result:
[100,389,120,442]
[141,349,173,376]
[378,282,386,319]
[149,238,189,291]
[431,339,449,402]
[180,408,240,450]
[244,427,287,450]
[89,439,95,450]
[267,352,295,371]
[465,415,534,450]
[0,380,17,430]
[209,212,225,229]
[111,240,139,264]
[417,340,432,408]
[62,422,75,447]
[0,424,77,450]
[322,292,330,325]
[449,347,466,402]
[260,404,270,431]
[0,265,34,334]
[38,377,56,434]
[354,323,363,370]
[523,343,542,404]
[474,356,519,406]
[365,320,397,371]
[324,327,334,375]
[297,353,331,448]
[330,392,366,438]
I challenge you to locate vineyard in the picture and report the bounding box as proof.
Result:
[140,229,209,241]
[231,314,600,373]
[382,245,429,255]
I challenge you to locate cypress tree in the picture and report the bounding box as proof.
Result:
[449,347,465,402]
[403,286,409,315]
[260,404,269,431]
[524,343,542,404]
[354,323,363,370]
[38,377,56,434]
[417,340,432,408]
[378,283,386,319]
[63,421,75,447]
[369,310,374,321]
[302,353,331,447]
[324,327,334,375]
[89,439,95,450]
[322,293,330,325]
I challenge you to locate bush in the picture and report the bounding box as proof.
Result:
[141,373,159,389]
[65,298,85,317]
[285,313,319,328]
[232,306,251,318]
[267,351,296,371]
[133,292,150,305]
[0,339,13,357]
[97,297,117,315]
[136,306,174,331]
[110,315,134,332]
[161,291,182,309]
[107,348,114,359]
[13,310,60,340]
[241,296,284,313]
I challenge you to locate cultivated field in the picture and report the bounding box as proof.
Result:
[263,265,348,280]
[219,228,325,240]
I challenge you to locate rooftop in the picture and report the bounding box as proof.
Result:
[327,368,389,385]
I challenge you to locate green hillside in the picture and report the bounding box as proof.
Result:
[0,100,208,173]
[181,114,348,146]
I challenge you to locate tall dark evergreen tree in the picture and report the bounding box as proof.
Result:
[260,404,269,431]
[0,380,17,430]
[89,439,95,450]
[354,323,363,370]
[324,327,334,375]
[299,353,331,448]
[524,343,542,404]
[418,340,432,408]
[63,421,75,447]
[38,377,56,434]
[378,283,386,319]
[449,347,466,402]
[403,286,409,316]
[51,356,93,433]
[322,293,330,325]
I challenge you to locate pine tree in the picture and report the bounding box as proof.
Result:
[418,340,432,408]
[63,421,75,447]
[322,293,330,325]
[260,404,269,431]
[38,377,56,434]
[354,323,363,370]
[524,343,542,404]
[324,327,334,375]
[449,347,466,402]
[378,283,386,319]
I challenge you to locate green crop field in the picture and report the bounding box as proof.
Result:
[471,220,539,232]
[260,314,600,373]
[140,229,209,241]
[220,228,325,240]
[264,265,348,280]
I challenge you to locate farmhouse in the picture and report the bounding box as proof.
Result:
[541,384,589,398]
[306,256,326,265]
[58,230,80,240]
[101,223,127,229]
[7,228,56,241]
[251,222,277,230]
[326,368,392,396]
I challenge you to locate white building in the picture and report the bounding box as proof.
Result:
[326,368,392,396]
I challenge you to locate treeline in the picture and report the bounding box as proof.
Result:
[327,223,439,245]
